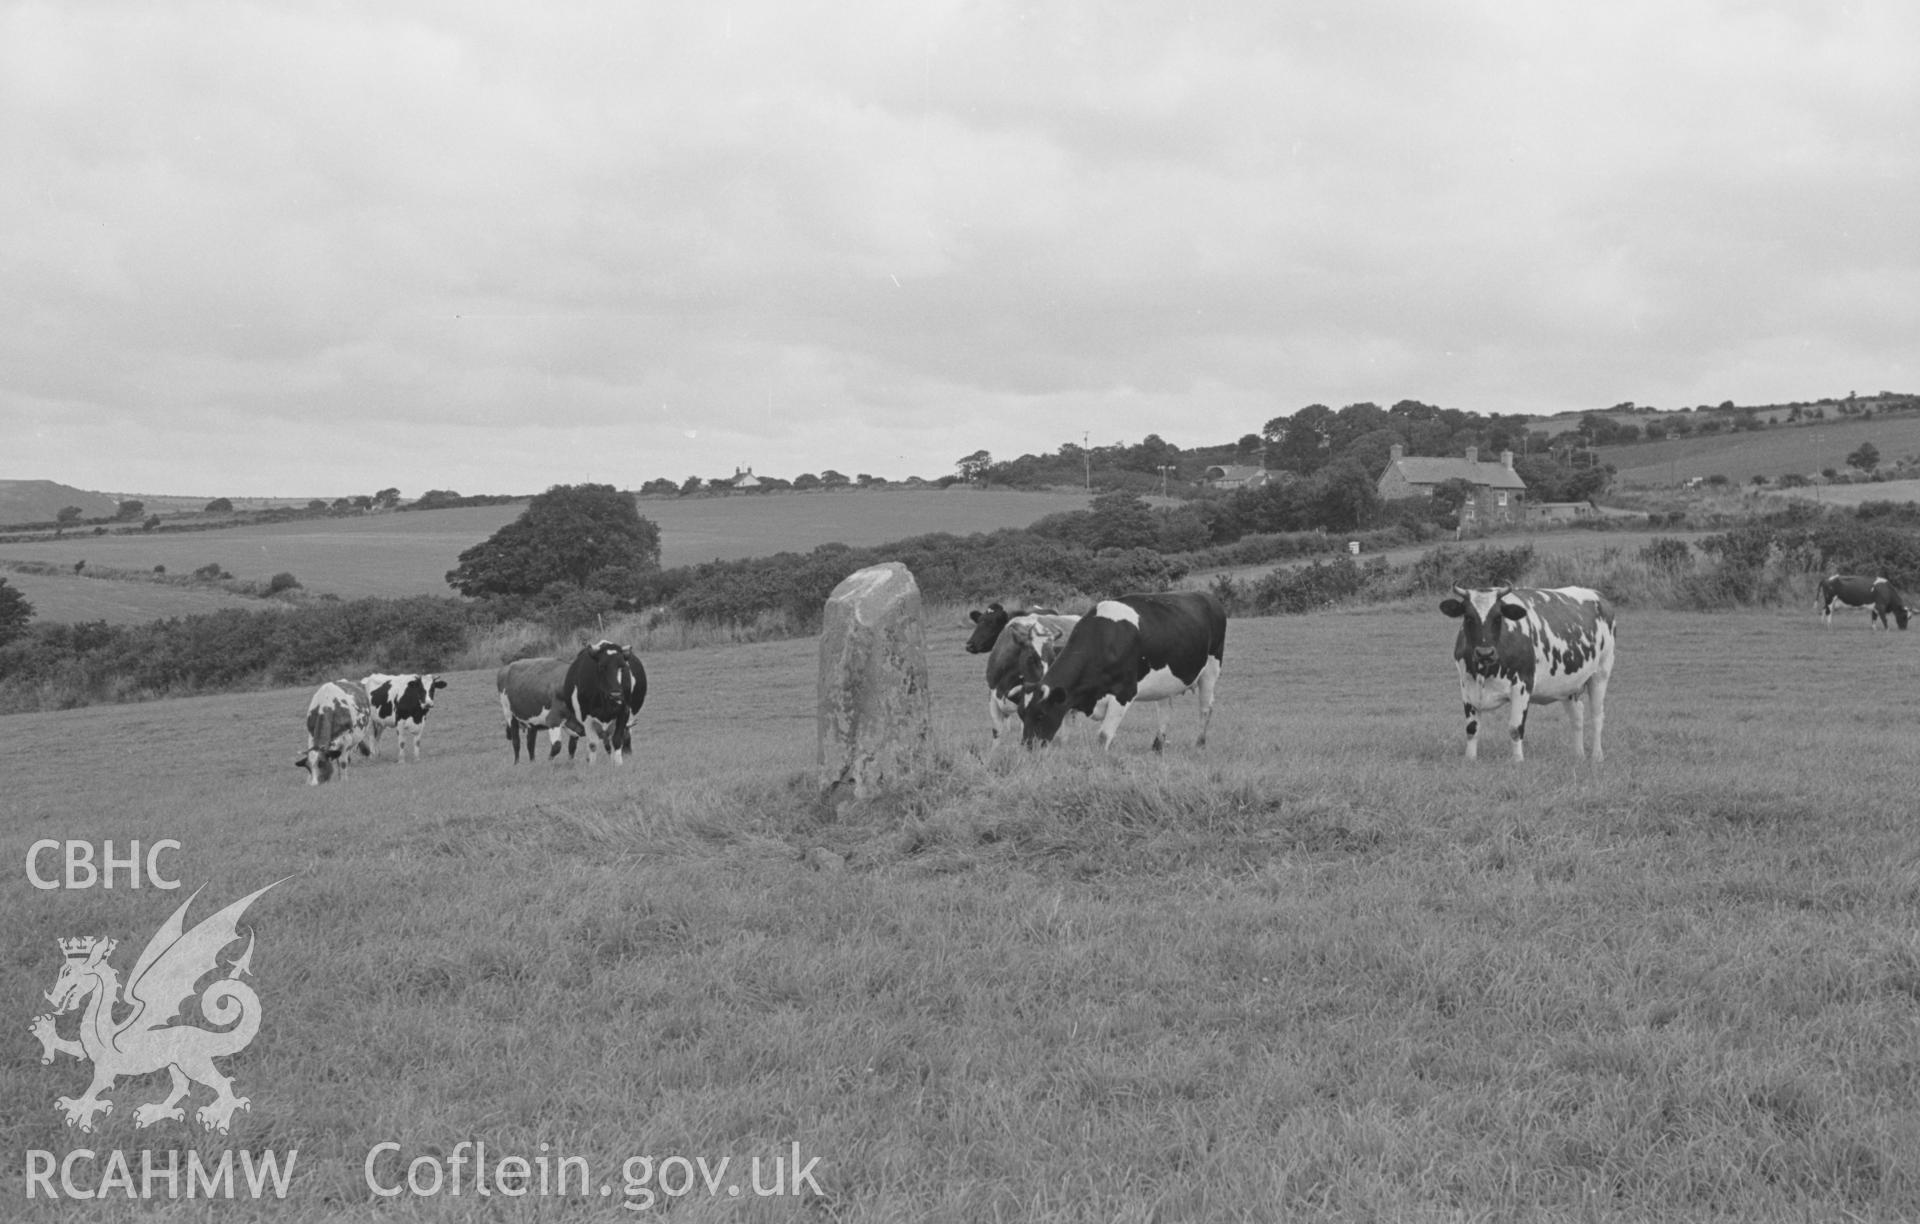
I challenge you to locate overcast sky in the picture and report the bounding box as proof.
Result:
[3,2,1914,497]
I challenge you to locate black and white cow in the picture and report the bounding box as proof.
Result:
[294,679,373,785]
[1439,585,1616,762]
[966,605,1082,741]
[964,602,1058,654]
[559,640,646,765]
[496,656,574,763]
[360,673,447,762]
[1818,574,1910,631]
[1016,590,1226,751]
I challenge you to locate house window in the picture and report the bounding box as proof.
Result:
[1496,491,1508,507]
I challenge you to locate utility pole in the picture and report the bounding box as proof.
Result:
[1083,432,1091,491]
[1157,464,1173,497]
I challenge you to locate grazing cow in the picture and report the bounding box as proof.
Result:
[1016,591,1227,751]
[1818,574,1910,630]
[967,607,1082,741]
[964,602,1059,654]
[601,643,649,757]
[1439,586,1616,762]
[294,679,373,784]
[496,656,573,763]
[559,640,645,764]
[360,673,448,762]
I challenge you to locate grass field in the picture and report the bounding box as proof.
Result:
[1777,478,1920,509]
[6,600,1920,1221]
[0,567,267,624]
[0,491,1106,602]
[1602,415,1920,487]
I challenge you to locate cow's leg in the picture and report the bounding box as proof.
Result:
[1508,688,1532,762]
[1821,595,1832,628]
[507,722,522,763]
[1094,698,1133,751]
[1151,700,1171,752]
[1565,695,1587,760]
[1462,702,1479,760]
[1587,672,1609,763]
[988,689,1009,741]
[1192,657,1220,748]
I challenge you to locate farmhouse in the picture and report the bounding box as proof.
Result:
[723,467,761,490]
[1377,444,1528,526]
[1203,464,1273,490]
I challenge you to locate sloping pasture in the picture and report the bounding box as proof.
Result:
[1603,415,1920,487]
[0,490,1103,601]
[5,607,1920,1220]
[0,567,265,624]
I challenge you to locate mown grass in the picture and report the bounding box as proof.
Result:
[5,607,1920,1220]
[0,490,1103,601]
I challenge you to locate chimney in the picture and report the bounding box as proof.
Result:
[1389,443,1404,464]
[1464,446,1478,464]
[1500,449,1514,470]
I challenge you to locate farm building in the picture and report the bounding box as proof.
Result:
[1203,464,1273,490]
[723,467,762,490]
[1377,444,1528,526]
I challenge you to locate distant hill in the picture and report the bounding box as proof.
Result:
[0,480,122,526]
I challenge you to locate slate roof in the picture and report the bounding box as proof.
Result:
[1386,456,1528,490]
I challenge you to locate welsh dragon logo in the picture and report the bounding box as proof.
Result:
[29,880,283,1135]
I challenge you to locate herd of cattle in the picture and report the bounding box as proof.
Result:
[294,641,647,784]
[293,571,1908,782]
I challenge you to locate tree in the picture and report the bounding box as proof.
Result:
[56,506,83,525]
[114,499,144,521]
[1847,442,1880,473]
[446,484,662,597]
[1303,462,1381,532]
[1235,433,1263,459]
[0,577,33,645]
[1087,490,1157,551]
[204,498,233,513]
[792,473,821,490]
[1270,404,1336,474]
[638,478,679,496]
[679,476,704,495]
[307,499,330,511]
[1428,477,1479,528]
[141,513,161,531]
[820,470,851,488]
[372,487,401,509]
[956,450,992,484]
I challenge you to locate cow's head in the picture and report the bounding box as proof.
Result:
[1015,683,1073,746]
[577,641,636,710]
[965,604,1011,653]
[1891,592,1911,630]
[293,745,344,785]
[411,674,448,708]
[1439,586,1529,670]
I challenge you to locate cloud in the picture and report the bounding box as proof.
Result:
[1,1,1914,494]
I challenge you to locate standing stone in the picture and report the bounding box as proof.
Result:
[818,562,932,798]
